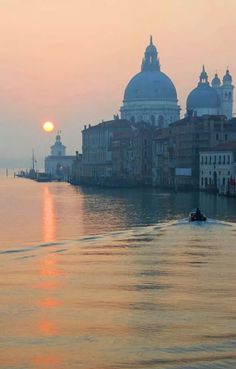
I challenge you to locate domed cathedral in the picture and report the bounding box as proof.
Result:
[120,37,180,128]
[186,66,234,119]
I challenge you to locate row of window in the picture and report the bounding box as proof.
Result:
[201,170,231,176]
[130,115,177,125]
[201,177,228,187]
[200,154,231,165]
[216,133,228,141]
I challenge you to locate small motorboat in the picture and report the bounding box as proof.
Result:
[189,208,207,222]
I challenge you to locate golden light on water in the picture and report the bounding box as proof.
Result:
[43,121,54,132]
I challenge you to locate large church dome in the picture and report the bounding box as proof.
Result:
[120,36,180,127]
[124,70,177,101]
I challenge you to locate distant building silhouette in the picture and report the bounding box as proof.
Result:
[45,132,75,180]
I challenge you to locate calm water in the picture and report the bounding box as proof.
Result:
[1,175,236,368]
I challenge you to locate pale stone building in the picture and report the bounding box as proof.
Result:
[200,142,236,194]
[45,132,75,180]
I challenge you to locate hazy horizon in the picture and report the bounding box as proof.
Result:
[1,0,236,159]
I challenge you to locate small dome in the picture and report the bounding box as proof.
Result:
[223,69,232,84]
[212,73,221,87]
[187,83,220,110]
[124,70,177,101]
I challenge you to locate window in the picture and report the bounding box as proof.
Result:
[150,115,155,125]
[225,134,228,141]
[209,156,212,164]
[214,155,216,164]
[227,155,231,164]
[223,155,225,164]
[131,116,135,123]
[205,156,207,164]
[158,115,164,128]
[201,156,204,164]
[201,177,203,186]
[216,133,219,140]
[218,155,221,164]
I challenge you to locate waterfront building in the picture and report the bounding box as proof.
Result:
[70,151,83,185]
[80,118,154,186]
[45,132,76,180]
[187,66,234,119]
[112,122,153,185]
[120,36,180,127]
[81,118,132,184]
[152,128,170,187]
[200,141,236,195]
[152,116,236,189]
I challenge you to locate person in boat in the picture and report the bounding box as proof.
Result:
[196,207,201,217]
[190,207,206,221]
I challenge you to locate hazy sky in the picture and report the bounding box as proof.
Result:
[0,0,236,159]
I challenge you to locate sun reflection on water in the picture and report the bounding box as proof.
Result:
[42,186,56,243]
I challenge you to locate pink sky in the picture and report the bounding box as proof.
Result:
[0,0,236,159]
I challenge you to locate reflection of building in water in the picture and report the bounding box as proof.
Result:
[42,185,56,243]
[45,132,76,181]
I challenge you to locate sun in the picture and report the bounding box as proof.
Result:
[43,121,54,133]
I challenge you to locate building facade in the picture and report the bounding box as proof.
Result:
[152,116,236,190]
[112,122,153,185]
[200,142,236,195]
[82,118,132,184]
[120,37,180,127]
[80,118,154,186]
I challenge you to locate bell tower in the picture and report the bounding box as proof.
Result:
[51,131,66,156]
[221,69,234,119]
